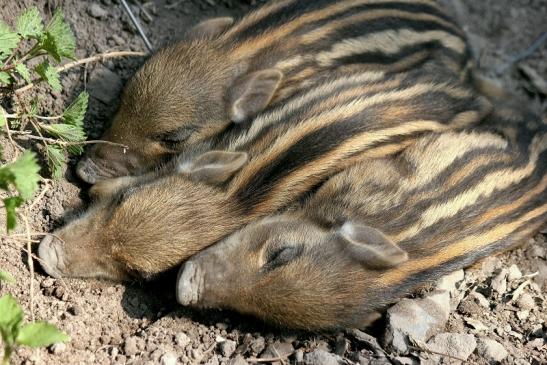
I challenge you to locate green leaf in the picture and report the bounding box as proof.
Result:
[16,7,44,38]
[4,197,23,232]
[0,294,23,345]
[0,271,15,284]
[42,123,85,142]
[0,71,12,85]
[62,91,88,128]
[40,10,75,62]
[15,63,31,83]
[45,145,65,180]
[35,60,61,92]
[0,21,20,56]
[16,322,69,348]
[0,106,6,127]
[0,151,40,199]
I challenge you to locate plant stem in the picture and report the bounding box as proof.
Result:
[15,50,145,94]
[2,344,12,365]
[10,131,129,149]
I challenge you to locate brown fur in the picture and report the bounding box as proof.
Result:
[176,107,547,330]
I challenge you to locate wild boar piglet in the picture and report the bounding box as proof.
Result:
[39,68,489,281]
[77,0,473,183]
[177,111,547,330]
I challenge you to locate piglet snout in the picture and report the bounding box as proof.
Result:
[38,235,65,279]
[176,261,203,306]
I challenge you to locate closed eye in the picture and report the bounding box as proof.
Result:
[155,127,194,150]
[262,245,304,272]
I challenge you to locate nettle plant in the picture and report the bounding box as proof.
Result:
[0,271,69,365]
[0,7,89,232]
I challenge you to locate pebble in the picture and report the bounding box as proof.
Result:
[294,349,304,362]
[160,353,178,365]
[249,337,265,354]
[303,349,341,365]
[516,310,529,321]
[230,355,248,365]
[41,277,55,288]
[87,4,109,19]
[88,67,123,104]
[392,357,419,365]
[507,264,522,281]
[190,348,203,362]
[175,332,190,348]
[516,293,535,310]
[476,338,508,363]
[426,333,476,363]
[436,270,465,293]
[384,290,450,354]
[50,342,66,354]
[219,340,237,358]
[124,337,139,356]
[480,257,502,277]
[470,291,490,308]
[491,269,508,294]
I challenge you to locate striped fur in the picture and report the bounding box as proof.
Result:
[38,68,489,280]
[77,0,473,183]
[175,106,546,329]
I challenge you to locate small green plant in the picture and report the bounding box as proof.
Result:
[0,6,89,232]
[0,272,69,365]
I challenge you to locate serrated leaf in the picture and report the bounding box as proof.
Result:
[16,322,69,348]
[0,271,15,284]
[40,10,75,62]
[35,60,61,92]
[15,63,31,83]
[0,151,40,200]
[16,7,44,38]
[0,71,12,85]
[45,145,65,180]
[62,91,88,128]
[4,196,23,232]
[0,294,23,345]
[0,21,20,56]
[42,123,85,142]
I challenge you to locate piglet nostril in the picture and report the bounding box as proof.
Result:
[76,158,98,184]
[38,235,64,279]
[176,261,202,306]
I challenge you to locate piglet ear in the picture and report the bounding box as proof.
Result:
[337,222,408,269]
[179,151,248,185]
[187,17,234,39]
[228,69,283,123]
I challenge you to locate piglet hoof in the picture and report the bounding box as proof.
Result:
[176,261,202,306]
[38,235,65,278]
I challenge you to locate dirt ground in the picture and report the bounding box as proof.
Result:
[0,0,546,364]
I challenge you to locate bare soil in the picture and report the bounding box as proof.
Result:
[1,1,546,364]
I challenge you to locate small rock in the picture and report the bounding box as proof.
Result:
[480,257,502,277]
[160,352,177,365]
[190,349,203,362]
[516,293,535,310]
[437,270,464,293]
[476,338,508,363]
[470,292,490,308]
[427,333,476,363]
[87,4,108,19]
[50,342,66,354]
[41,277,55,288]
[261,342,294,361]
[230,355,248,365]
[88,67,123,104]
[124,337,139,356]
[249,337,265,354]
[392,357,419,365]
[220,340,237,358]
[294,349,304,362]
[516,310,529,321]
[464,317,488,332]
[507,265,522,281]
[205,356,220,365]
[491,269,508,294]
[304,349,341,365]
[384,290,450,354]
[334,335,349,356]
[175,332,190,348]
